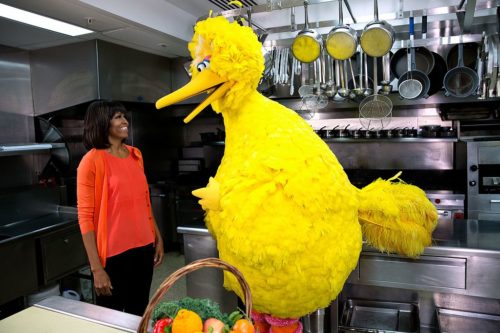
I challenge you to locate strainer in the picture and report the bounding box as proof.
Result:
[359,56,392,129]
[443,35,479,98]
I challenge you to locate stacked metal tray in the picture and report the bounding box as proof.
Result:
[437,308,500,333]
[339,299,419,333]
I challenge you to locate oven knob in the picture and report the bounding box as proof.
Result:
[470,165,478,172]
[469,180,477,187]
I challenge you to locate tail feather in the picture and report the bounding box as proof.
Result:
[358,172,438,258]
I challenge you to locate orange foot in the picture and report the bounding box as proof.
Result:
[265,315,302,333]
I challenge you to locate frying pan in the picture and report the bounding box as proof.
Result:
[443,39,479,98]
[427,51,448,96]
[390,15,435,78]
[397,16,430,99]
[391,47,435,78]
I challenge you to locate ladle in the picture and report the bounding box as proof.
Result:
[363,53,373,97]
[338,60,351,98]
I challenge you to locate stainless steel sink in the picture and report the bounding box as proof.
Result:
[0,234,11,241]
[0,213,77,238]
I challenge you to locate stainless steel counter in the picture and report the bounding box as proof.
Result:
[179,219,500,258]
[179,219,500,299]
[179,220,500,332]
[0,296,142,332]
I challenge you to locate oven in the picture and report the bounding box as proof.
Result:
[467,141,500,220]
[426,191,465,241]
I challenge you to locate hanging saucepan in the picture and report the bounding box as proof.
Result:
[443,37,479,98]
[292,0,323,63]
[360,0,395,57]
[326,0,358,60]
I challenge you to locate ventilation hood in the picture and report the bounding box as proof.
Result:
[30,39,171,115]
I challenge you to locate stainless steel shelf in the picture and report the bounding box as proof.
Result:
[0,143,64,157]
[323,137,459,143]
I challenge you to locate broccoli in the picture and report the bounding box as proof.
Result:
[152,297,228,324]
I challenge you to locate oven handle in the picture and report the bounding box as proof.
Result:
[437,210,450,216]
[491,200,500,204]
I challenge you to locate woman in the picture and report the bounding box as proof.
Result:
[77,100,164,316]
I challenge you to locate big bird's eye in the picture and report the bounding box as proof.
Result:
[197,59,210,72]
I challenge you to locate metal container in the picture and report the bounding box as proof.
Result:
[302,308,326,333]
[339,299,419,333]
[437,308,500,333]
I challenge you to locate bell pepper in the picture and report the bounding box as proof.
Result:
[153,318,174,333]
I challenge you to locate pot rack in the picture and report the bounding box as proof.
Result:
[201,0,499,48]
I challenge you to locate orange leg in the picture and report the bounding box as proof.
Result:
[265,315,302,333]
[252,310,271,333]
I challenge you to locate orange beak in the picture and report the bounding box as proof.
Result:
[155,69,233,123]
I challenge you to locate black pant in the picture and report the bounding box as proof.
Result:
[95,244,154,316]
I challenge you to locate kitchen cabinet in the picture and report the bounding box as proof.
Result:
[0,237,38,305]
[38,224,88,285]
[358,253,467,290]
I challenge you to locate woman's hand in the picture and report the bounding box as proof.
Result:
[154,236,164,267]
[92,267,113,296]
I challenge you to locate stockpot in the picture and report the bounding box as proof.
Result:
[360,0,395,57]
[326,0,358,60]
[292,1,323,63]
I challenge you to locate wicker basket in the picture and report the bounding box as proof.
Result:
[138,257,253,333]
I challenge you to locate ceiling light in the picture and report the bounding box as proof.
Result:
[0,3,93,36]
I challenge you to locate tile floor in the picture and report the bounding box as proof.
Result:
[149,251,187,301]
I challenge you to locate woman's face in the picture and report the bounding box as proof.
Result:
[108,112,129,141]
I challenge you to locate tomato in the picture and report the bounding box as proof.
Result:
[203,318,226,333]
[232,319,255,333]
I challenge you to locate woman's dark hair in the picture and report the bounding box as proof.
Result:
[83,100,128,150]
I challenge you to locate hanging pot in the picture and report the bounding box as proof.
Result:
[443,37,479,98]
[360,0,395,57]
[326,0,358,60]
[292,0,323,63]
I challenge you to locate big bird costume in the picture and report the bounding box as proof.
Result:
[156,16,438,333]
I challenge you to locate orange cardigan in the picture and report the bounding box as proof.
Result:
[77,145,155,267]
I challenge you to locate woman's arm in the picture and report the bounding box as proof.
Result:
[77,153,112,296]
[151,209,164,267]
[81,231,113,296]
